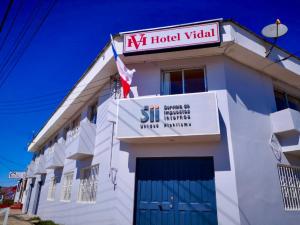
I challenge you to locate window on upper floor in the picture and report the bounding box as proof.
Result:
[47,176,57,201]
[63,126,69,141]
[61,172,74,202]
[277,164,300,211]
[78,164,99,203]
[274,89,300,112]
[161,68,206,95]
[88,103,98,124]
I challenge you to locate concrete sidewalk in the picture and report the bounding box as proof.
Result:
[0,209,33,225]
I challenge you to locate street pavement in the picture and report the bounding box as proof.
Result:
[0,209,32,225]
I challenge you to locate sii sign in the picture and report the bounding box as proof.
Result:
[123,22,220,54]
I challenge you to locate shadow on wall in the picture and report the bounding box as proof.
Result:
[114,93,256,224]
[224,58,276,115]
[120,108,230,172]
[118,111,253,225]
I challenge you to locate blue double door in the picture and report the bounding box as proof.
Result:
[135,157,218,225]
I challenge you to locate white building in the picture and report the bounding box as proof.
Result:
[21,19,300,225]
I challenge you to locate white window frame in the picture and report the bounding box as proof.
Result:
[60,172,74,202]
[47,176,57,201]
[277,164,300,211]
[77,164,99,203]
[160,67,207,95]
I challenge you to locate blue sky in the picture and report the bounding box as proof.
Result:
[0,0,299,186]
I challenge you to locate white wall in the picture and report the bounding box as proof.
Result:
[25,55,300,225]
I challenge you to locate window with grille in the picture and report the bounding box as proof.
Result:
[277,164,300,211]
[78,165,99,203]
[61,172,74,201]
[47,177,57,201]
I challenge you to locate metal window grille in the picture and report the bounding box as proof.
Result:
[78,165,99,203]
[47,177,57,200]
[61,172,74,201]
[277,164,300,211]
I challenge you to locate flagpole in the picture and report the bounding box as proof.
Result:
[110,34,116,48]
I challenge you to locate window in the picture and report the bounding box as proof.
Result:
[78,165,99,203]
[47,177,57,201]
[274,90,300,112]
[61,172,74,201]
[63,126,69,141]
[88,103,98,124]
[161,68,206,95]
[277,164,300,211]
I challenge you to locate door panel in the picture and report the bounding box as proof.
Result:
[135,157,217,225]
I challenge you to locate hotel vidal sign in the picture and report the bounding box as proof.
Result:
[123,22,220,55]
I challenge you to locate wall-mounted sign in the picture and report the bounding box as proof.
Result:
[116,92,220,143]
[8,171,26,179]
[123,22,220,55]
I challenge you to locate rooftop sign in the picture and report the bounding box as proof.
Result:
[123,22,220,55]
[8,171,26,179]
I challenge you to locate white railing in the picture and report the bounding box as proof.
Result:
[46,150,54,164]
[0,207,9,225]
[66,127,80,145]
[278,164,300,211]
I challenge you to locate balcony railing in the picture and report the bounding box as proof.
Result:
[270,108,300,135]
[65,120,96,160]
[270,108,300,156]
[45,143,65,169]
[26,161,36,178]
[34,155,46,175]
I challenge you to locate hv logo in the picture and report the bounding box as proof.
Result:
[127,34,147,50]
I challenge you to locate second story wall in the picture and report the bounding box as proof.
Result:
[127,55,226,97]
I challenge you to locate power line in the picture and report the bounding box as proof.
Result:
[0,0,58,89]
[0,0,14,32]
[0,0,24,52]
[0,73,114,104]
[0,160,12,171]
[0,84,112,111]
[0,76,113,110]
[0,155,27,167]
[0,0,42,83]
[0,91,112,115]
[0,0,42,76]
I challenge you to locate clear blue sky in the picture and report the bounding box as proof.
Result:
[0,0,299,186]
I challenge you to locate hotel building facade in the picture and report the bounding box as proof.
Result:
[20,19,300,225]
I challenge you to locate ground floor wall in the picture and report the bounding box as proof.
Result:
[23,91,243,225]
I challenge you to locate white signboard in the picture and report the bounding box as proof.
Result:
[116,92,220,143]
[8,171,26,179]
[123,22,220,54]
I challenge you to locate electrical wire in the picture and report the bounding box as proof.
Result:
[0,0,43,79]
[0,0,14,32]
[0,84,112,111]
[0,154,27,167]
[0,0,58,89]
[0,0,23,52]
[0,73,114,105]
[0,92,112,115]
